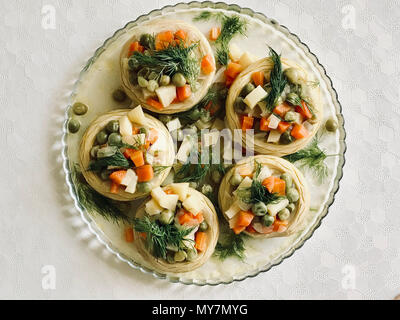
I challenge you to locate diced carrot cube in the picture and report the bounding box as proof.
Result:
[273,103,291,118]
[291,123,309,140]
[277,121,291,134]
[209,26,221,41]
[125,227,134,243]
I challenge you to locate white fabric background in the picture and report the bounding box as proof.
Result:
[0,0,399,299]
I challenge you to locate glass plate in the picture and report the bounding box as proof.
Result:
[62,1,346,286]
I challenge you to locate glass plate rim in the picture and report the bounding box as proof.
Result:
[61,0,347,286]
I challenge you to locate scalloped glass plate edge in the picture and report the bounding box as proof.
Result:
[61,1,347,286]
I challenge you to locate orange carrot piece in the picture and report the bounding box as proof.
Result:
[135,165,154,182]
[277,121,291,134]
[225,62,243,79]
[246,224,257,233]
[155,30,174,50]
[132,126,140,135]
[232,225,246,235]
[240,115,254,131]
[259,117,271,131]
[201,54,215,75]
[147,128,159,145]
[236,210,255,228]
[146,98,164,110]
[125,227,134,243]
[237,165,253,178]
[109,170,127,185]
[209,26,221,41]
[273,220,288,232]
[262,176,286,195]
[131,150,145,167]
[262,176,276,193]
[251,71,264,87]
[225,76,234,88]
[140,232,147,239]
[291,123,309,140]
[110,181,119,194]
[273,103,291,118]
[174,29,187,41]
[273,178,286,196]
[194,212,204,224]
[177,84,192,102]
[194,232,207,252]
[129,41,144,55]
[295,101,312,120]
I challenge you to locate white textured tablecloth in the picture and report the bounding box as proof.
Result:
[0,0,399,300]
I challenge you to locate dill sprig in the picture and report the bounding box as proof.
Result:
[71,164,131,224]
[88,149,130,171]
[193,12,247,65]
[214,232,246,261]
[175,158,210,183]
[237,179,282,205]
[134,216,194,259]
[264,47,287,111]
[130,42,200,85]
[283,136,333,183]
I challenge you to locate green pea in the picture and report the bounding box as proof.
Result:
[234,97,247,113]
[212,170,222,184]
[199,221,209,232]
[166,252,175,264]
[100,169,112,181]
[287,203,296,213]
[106,120,119,133]
[137,182,152,194]
[68,118,80,133]
[159,75,170,86]
[138,76,148,88]
[287,188,300,203]
[129,72,138,85]
[252,202,268,216]
[241,83,255,97]
[90,146,100,159]
[139,127,148,135]
[262,214,275,227]
[159,115,172,124]
[97,146,118,158]
[279,131,293,145]
[280,173,293,189]
[108,133,122,146]
[147,79,159,92]
[128,57,140,71]
[72,102,88,115]
[159,209,174,225]
[278,208,291,221]
[230,174,243,187]
[186,249,198,262]
[284,111,297,122]
[189,182,198,189]
[172,73,186,87]
[96,130,109,145]
[188,108,201,121]
[139,33,153,49]
[112,89,127,102]
[201,184,213,195]
[192,81,200,92]
[174,251,187,262]
[325,118,338,132]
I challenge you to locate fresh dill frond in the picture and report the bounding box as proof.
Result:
[130,42,200,85]
[175,159,210,183]
[153,165,171,175]
[283,136,331,183]
[264,47,287,111]
[237,179,282,205]
[88,149,130,171]
[214,232,246,261]
[253,160,262,179]
[71,164,131,224]
[193,12,247,66]
[134,216,193,259]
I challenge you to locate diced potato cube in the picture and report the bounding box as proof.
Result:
[267,198,289,216]
[239,51,259,69]
[156,85,176,107]
[166,118,181,132]
[145,198,163,216]
[125,174,138,194]
[267,114,281,129]
[182,194,202,216]
[229,43,243,62]
[121,169,136,187]
[225,201,241,219]
[128,105,147,126]
[169,183,190,201]
[267,130,281,143]
[243,86,268,109]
